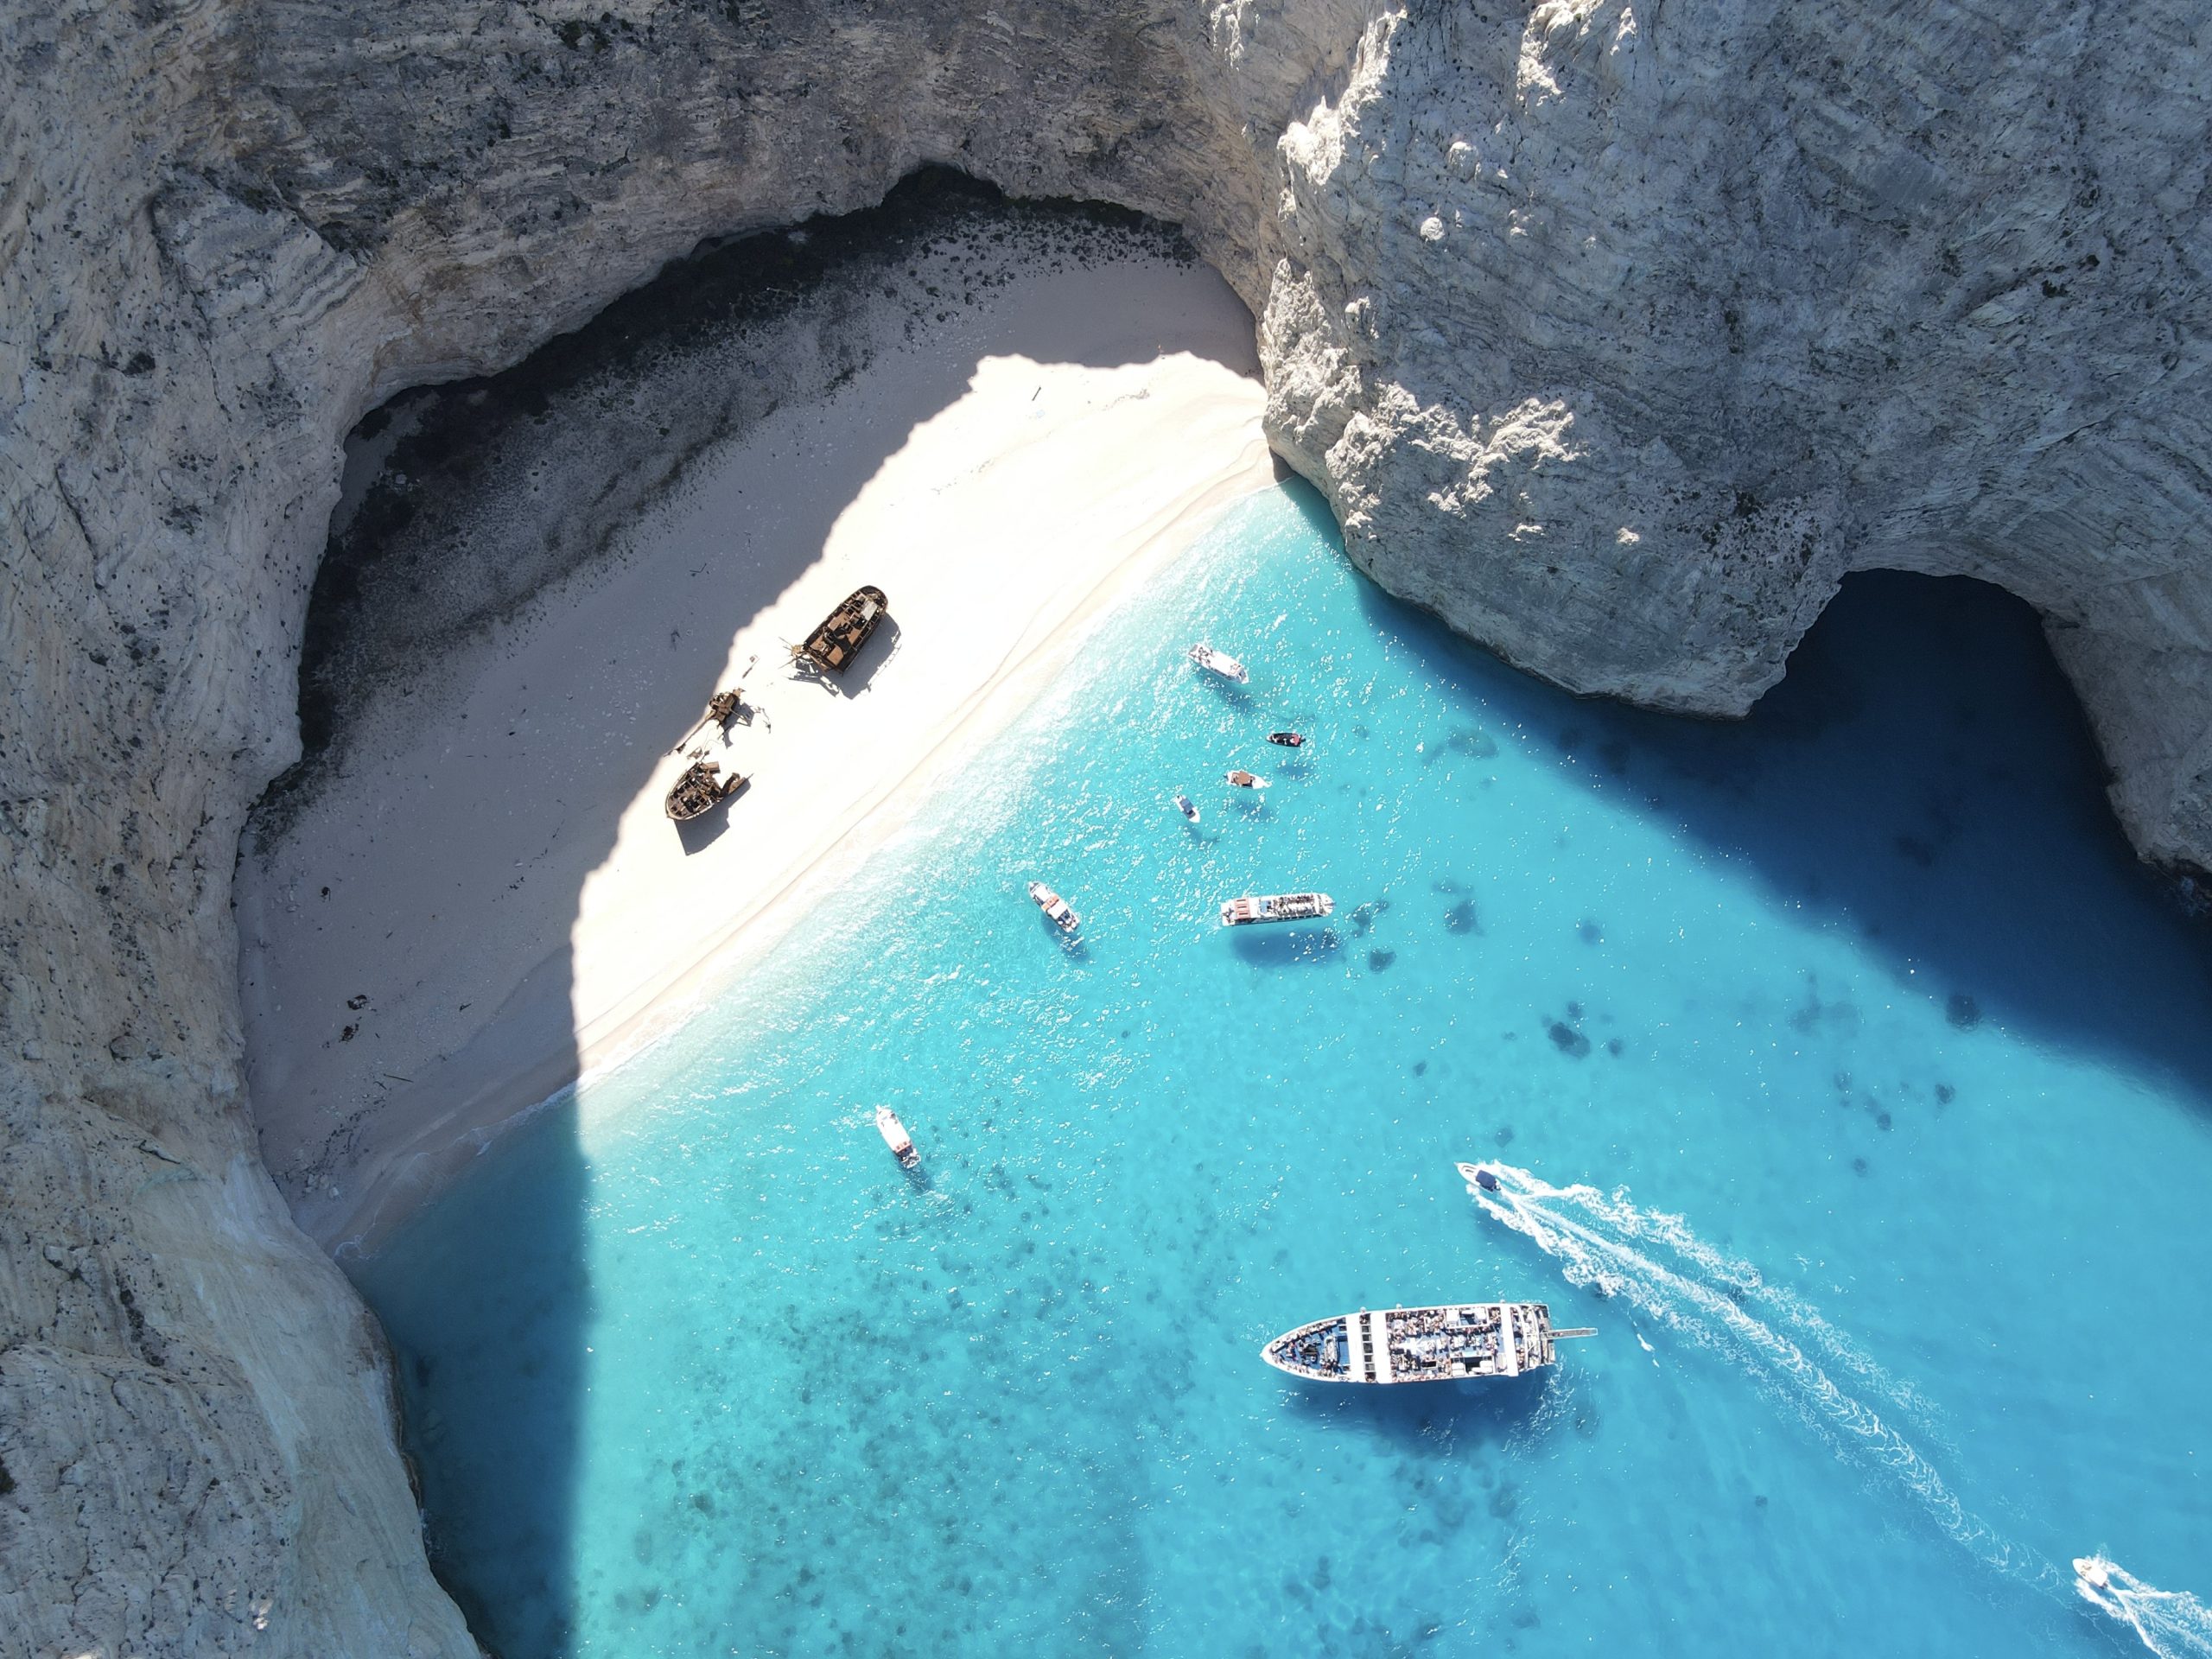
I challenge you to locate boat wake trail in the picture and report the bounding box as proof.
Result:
[1460,1161,2049,1585]
[2075,1559,2212,1659]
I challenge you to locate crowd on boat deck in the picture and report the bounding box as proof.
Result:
[1385,1306,1505,1377]
[1278,1321,1349,1373]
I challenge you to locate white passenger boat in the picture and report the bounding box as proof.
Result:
[1188,641,1249,683]
[874,1107,918,1166]
[1262,1300,1594,1383]
[1173,792,1200,823]
[1219,892,1334,926]
[1027,880,1080,935]
[1224,769,1266,790]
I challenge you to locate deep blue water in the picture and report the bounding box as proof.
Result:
[356,483,2212,1658]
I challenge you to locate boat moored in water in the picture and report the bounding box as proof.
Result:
[1219,892,1333,926]
[874,1107,919,1166]
[1173,792,1201,823]
[792,585,888,675]
[1224,769,1266,790]
[1263,1301,1595,1383]
[1189,641,1249,684]
[1268,731,1306,748]
[1027,880,1081,935]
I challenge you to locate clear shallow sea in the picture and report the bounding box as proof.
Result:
[354,483,2212,1658]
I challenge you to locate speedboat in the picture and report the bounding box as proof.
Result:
[1219,892,1334,926]
[1268,731,1306,748]
[1263,1301,1595,1384]
[1027,880,1080,935]
[1173,792,1200,823]
[1189,641,1249,683]
[1224,769,1266,789]
[874,1107,918,1167]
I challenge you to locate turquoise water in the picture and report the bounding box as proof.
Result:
[357,483,2212,1657]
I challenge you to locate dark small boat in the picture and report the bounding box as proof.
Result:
[1268,731,1307,748]
[664,760,744,821]
[792,586,888,675]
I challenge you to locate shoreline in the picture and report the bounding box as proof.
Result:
[236,229,1273,1255]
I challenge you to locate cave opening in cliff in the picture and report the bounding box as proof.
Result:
[232,164,1268,1654]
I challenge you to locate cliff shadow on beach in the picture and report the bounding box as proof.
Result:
[241,168,1260,1657]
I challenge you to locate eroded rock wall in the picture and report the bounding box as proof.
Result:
[3,0,2209,1650]
[1256,1,2212,867]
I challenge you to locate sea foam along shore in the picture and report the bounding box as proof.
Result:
[235,226,1270,1256]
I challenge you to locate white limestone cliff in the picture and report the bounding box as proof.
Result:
[3,0,2207,1650]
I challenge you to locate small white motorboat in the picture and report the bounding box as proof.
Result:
[1027,880,1080,935]
[1173,792,1200,823]
[875,1107,918,1166]
[1188,641,1249,684]
[1224,769,1267,790]
[1220,892,1334,926]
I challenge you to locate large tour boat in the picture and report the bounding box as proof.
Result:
[1262,1300,1594,1384]
[1219,892,1333,926]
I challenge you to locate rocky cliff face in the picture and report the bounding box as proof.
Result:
[3,0,2207,1649]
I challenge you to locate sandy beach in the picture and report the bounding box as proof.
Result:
[236,225,1271,1254]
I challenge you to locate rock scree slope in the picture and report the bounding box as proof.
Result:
[4,0,2210,1650]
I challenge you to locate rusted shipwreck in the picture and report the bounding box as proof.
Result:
[791,586,888,676]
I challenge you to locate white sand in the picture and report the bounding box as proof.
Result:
[237,252,1270,1254]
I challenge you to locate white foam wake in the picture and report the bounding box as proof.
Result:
[2075,1558,2212,1659]
[1533,1172,1943,1431]
[1460,1161,2044,1582]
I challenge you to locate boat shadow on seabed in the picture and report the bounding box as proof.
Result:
[1279,1363,1554,1446]
[1229,926,1339,967]
[1035,909,1090,958]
